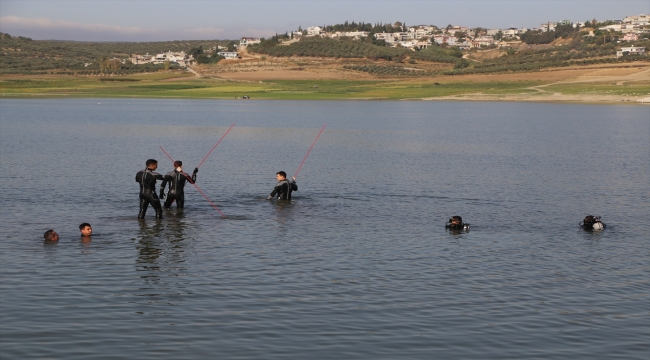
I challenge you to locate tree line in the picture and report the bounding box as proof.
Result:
[317,21,416,34]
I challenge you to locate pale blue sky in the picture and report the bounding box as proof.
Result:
[1,0,648,41]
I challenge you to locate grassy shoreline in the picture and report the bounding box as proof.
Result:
[1,70,648,104]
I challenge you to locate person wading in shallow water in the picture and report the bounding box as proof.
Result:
[267,171,297,201]
[135,159,164,220]
[160,160,198,210]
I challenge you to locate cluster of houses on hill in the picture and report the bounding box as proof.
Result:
[130,51,193,66]
[124,13,648,67]
[127,38,263,66]
[303,13,649,51]
[306,24,478,50]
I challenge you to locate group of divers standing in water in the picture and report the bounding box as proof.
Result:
[135,158,298,219]
[42,157,607,242]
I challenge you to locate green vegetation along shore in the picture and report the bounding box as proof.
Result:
[1,70,649,103]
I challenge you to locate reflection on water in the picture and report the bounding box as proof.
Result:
[135,216,192,302]
[271,200,296,223]
[136,219,165,272]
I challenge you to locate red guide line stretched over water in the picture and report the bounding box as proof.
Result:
[196,123,235,169]
[294,124,326,179]
[159,146,226,218]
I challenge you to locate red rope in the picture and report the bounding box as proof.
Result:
[197,123,235,169]
[294,124,326,179]
[159,146,226,218]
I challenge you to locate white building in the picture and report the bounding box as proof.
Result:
[146,51,192,66]
[486,29,502,36]
[541,22,557,32]
[448,25,468,33]
[341,31,368,38]
[130,54,154,64]
[330,31,368,39]
[240,37,261,47]
[374,32,394,43]
[472,36,497,48]
[623,14,650,26]
[374,32,410,44]
[617,46,646,58]
[600,24,640,33]
[397,40,418,49]
[433,35,457,45]
[414,39,432,49]
[414,29,429,38]
[217,52,240,59]
[306,26,323,36]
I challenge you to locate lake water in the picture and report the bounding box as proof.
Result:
[0,99,648,359]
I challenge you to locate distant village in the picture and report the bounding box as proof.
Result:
[126,13,649,67]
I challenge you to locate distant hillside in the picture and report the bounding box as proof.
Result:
[247,31,649,76]
[1,30,649,77]
[451,38,649,75]
[249,37,463,65]
[0,33,230,75]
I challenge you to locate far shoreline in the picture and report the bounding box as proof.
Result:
[1,62,648,105]
[1,93,648,105]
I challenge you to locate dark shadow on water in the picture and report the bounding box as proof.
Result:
[78,236,92,254]
[579,226,606,242]
[271,200,296,224]
[446,227,470,240]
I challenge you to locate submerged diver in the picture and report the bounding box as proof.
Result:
[580,215,606,230]
[135,159,165,219]
[43,229,59,242]
[267,171,297,201]
[160,161,198,210]
[445,216,470,230]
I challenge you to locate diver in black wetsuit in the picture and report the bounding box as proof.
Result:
[160,161,198,210]
[446,216,470,230]
[267,171,297,201]
[135,159,165,219]
[580,215,606,231]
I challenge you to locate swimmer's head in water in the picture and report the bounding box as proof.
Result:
[79,223,92,237]
[44,229,59,241]
[450,216,463,224]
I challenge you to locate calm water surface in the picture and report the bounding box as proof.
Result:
[1,99,648,359]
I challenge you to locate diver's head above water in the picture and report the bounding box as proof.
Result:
[146,159,158,171]
[174,160,183,172]
[79,223,92,237]
[276,171,295,182]
[446,216,469,230]
[44,229,59,242]
[580,215,605,231]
